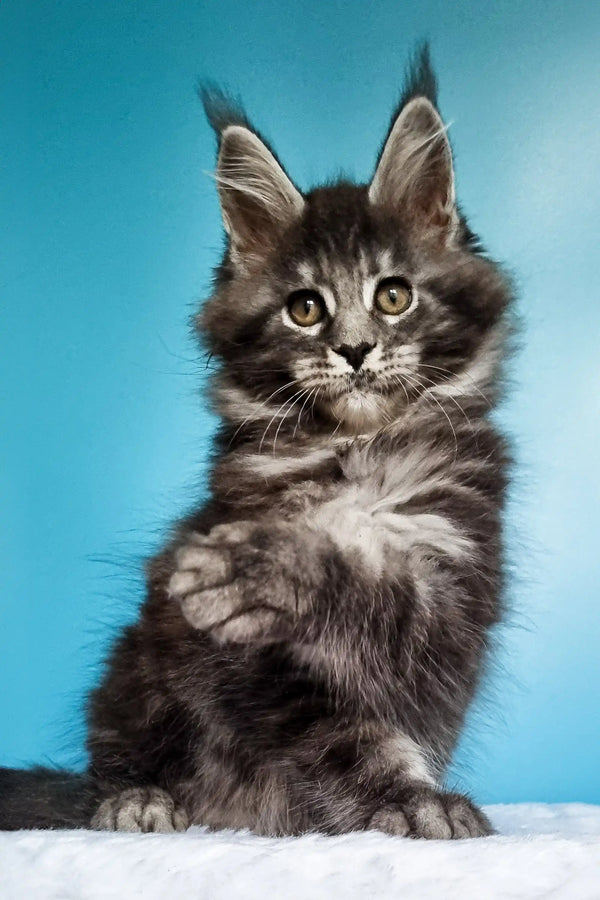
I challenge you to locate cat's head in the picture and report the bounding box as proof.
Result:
[199,48,511,438]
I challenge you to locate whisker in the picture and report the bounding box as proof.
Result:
[227,379,299,448]
[272,388,310,454]
[293,388,317,440]
[416,372,472,426]
[392,374,411,408]
[309,387,322,421]
[259,387,307,454]
[418,363,491,406]
[328,415,343,442]
[403,372,459,460]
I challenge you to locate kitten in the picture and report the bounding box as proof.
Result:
[0,47,511,838]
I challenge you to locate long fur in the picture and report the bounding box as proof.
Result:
[1,46,512,840]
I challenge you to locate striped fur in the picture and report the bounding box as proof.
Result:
[1,47,511,841]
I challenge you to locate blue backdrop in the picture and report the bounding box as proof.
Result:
[1,0,599,804]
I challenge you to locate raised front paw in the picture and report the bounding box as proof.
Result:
[369,785,493,839]
[168,522,298,643]
[91,787,189,833]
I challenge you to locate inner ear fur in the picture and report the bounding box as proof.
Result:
[215,125,304,264]
[369,97,458,239]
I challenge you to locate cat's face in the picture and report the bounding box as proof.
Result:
[276,208,423,435]
[201,90,509,437]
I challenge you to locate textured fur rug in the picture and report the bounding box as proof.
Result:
[1,804,599,899]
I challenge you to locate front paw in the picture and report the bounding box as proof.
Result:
[168,522,297,643]
[91,787,189,833]
[369,786,493,839]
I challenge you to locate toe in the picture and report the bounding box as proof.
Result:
[92,788,188,834]
[207,521,255,545]
[369,806,410,836]
[172,808,190,832]
[445,794,494,838]
[211,606,285,643]
[395,786,452,839]
[411,796,452,839]
[180,582,243,631]
[176,545,232,585]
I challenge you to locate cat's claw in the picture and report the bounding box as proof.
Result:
[369,786,493,840]
[168,522,296,643]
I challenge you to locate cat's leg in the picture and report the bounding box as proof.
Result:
[298,724,493,840]
[167,510,491,840]
[168,456,481,648]
[90,786,189,833]
[167,521,323,643]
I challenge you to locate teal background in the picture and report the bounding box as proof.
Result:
[1,1,599,804]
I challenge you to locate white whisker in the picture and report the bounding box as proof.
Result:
[418,363,491,406]
[227,379,299,447]
[272,388,310,453]
[404,371,459,461]
[259,387,307,454]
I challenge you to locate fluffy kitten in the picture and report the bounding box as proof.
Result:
[0,47,511,838]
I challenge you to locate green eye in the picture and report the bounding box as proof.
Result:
[374,279,413,316]
[287,291,326,327]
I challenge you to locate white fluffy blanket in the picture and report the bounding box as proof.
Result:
[1,804,599,899]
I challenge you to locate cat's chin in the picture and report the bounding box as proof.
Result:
[328,390,391,435]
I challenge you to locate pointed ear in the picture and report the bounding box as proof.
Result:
[215,125,304,266]
[369,97,458,240]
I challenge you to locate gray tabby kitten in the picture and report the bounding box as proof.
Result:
[0,48,511,839]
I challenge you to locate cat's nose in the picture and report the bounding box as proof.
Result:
[332,342,376,372]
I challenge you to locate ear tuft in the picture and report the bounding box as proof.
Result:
[199,83,251,137]
[396,42,438,111]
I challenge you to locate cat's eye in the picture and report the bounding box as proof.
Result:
[374,279,413,316]
[287,291,326,327]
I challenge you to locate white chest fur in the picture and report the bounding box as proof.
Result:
[306,440,474,576]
